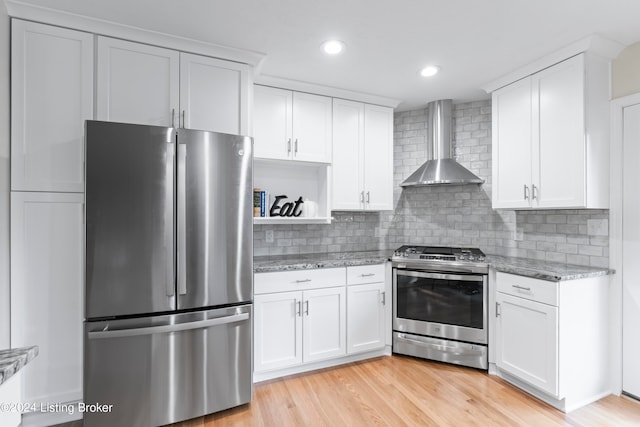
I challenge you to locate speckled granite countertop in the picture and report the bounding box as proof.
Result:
[487,255,613,282]
[254,250,392,273]
[254,250,613,281]
[0,346,38,386]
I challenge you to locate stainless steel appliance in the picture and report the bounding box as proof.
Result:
[400,99,484,187]
[391,245,489,370]
[84,121,253,427]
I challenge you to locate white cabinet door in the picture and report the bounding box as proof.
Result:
[253,85,292,160]
[332,99,364,210]
[331,101,393,211]
[97,37,179,126]
[292,92,333,163]
[496,292,558,397]
[11,20,93,193]
[534,54,586,208]
[622,102,640,399]
[179,53,250,135]
[347,282,385,354]
[254,292,303,372]
[10,192,84,405]
[303,287,346,363]
[492,77,533,209]
[363,104,394,210]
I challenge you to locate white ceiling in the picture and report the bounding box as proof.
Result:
[11,0,640,110]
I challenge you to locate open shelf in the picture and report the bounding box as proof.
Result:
[253,158,331,224]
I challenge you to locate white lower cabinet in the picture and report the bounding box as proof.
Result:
[495,292,558,396]
[494,272,610,412]
[254,264,388,381]
[302,287,347,363]
[254,291,303,372]
[10,192,84,406]
[346,265,386,354]
[254,286,346,373]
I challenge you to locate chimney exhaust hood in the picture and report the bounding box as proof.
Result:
[400,99,484,187]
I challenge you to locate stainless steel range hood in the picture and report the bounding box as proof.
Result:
[400,99,484,187]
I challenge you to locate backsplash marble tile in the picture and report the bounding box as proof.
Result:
[254,99,610,268]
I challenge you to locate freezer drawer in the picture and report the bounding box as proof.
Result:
[84,305,252,427]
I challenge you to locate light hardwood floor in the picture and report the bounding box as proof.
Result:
[170,355,640,427]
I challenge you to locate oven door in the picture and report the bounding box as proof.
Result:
[393,268,487,345]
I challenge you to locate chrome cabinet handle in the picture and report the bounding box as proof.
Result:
[512,284,531,291]
[304,301,309,316]
[171,108,175,127]
[181,110,186,128]
[381,291,386,306]
[366,191,370,203]
[295,279,311,283]
[287,138,291,154]
[294,139,298,154]
[360,191,365,203]
[360,273,375,277]
[523,185,529,200]
[296,300,301,317]
[532,184,538,200]
[496,302,501,317]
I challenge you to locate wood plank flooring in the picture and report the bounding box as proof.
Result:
[170,355,640,427]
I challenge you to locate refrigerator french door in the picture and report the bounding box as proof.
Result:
[84,121,253,427]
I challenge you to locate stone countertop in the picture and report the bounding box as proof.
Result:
[0,346,38,386]
[254,250,613,282]
[487,255,613,282]
[254,250,392,273]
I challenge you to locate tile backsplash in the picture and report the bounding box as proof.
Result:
[254,99,610,268]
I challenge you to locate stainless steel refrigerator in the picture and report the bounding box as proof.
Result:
[83,120,253,427]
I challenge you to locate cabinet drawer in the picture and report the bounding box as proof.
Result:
[255,267,346,294]
[496,272,558,306]
[346,264,385,285]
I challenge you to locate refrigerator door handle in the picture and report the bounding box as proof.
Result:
[166,140,176,297]
[88,312,250,340]
[177,142,187,295]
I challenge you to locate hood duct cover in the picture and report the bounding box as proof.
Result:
[400,99,484,187]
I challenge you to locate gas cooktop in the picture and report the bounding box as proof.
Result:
[391,245,486,263]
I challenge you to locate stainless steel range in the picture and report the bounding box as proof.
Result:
[391,245,489,370]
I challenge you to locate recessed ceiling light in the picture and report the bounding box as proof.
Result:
[322,40,345,55]
[420,65,440,77]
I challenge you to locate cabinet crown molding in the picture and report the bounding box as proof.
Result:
[5,0,266,68]
[255,76,401,108]
[482,34,625,93]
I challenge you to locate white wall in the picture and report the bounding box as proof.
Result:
[612,42,640,99]
[0,5,10,350]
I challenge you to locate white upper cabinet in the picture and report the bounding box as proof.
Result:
[179,53,250,135]
[97,37,180,127]
[332,99,364,210]
[97,38,250,134]
[11,20,93,193]
[254,85,332,163]
[363,104,394,210]
[332,99,393,211]
[253,85,292,160]
[492,53,610,209]
[291,92,333,162]
[491,77,533,209]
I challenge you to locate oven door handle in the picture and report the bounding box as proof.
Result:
[395,269,484,282]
